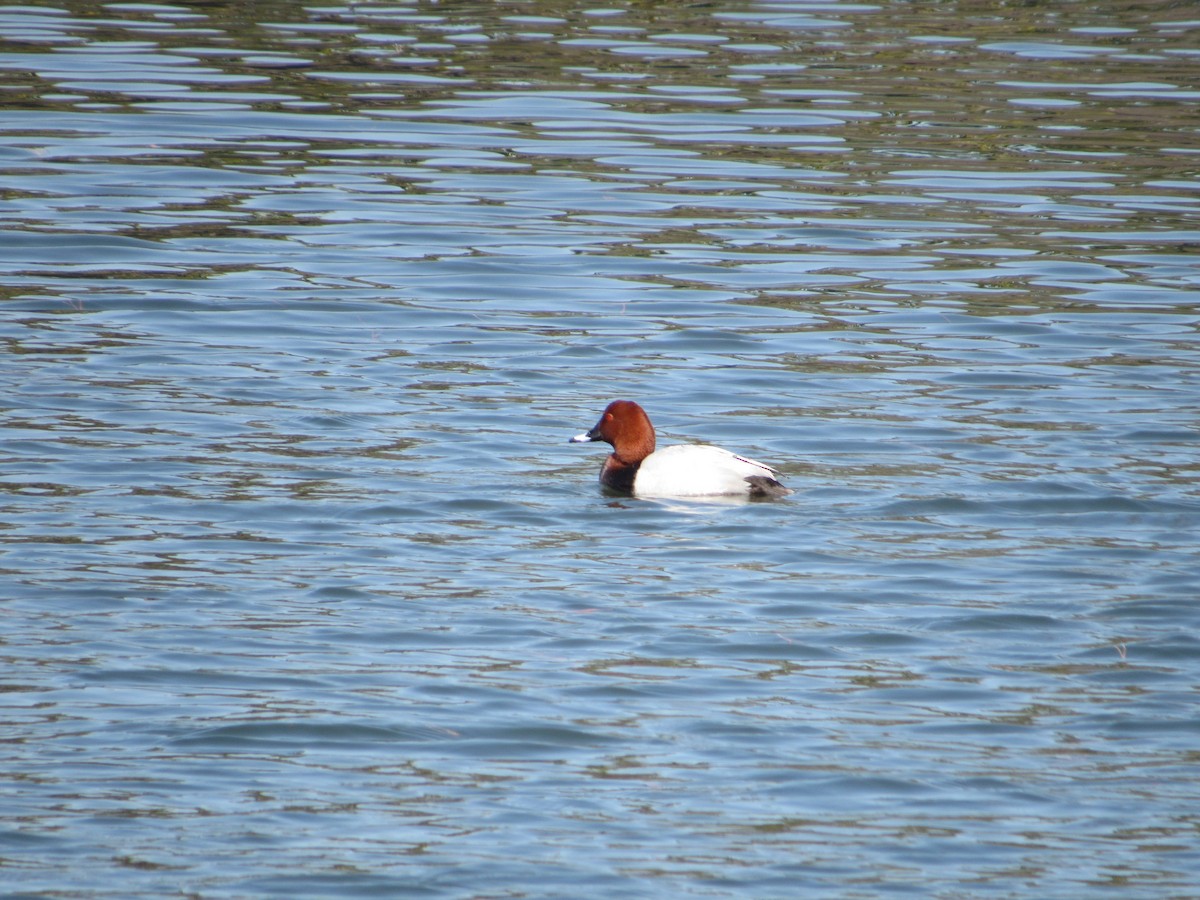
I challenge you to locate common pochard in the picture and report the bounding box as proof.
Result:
[570,400,790,499]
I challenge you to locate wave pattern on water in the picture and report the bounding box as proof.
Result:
[1,1,1199,898]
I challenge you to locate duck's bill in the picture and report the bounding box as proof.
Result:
[569,430,596,443]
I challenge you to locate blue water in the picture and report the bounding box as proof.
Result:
[2,1,1199,897]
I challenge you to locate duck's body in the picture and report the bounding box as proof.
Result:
[570,400,790,499]
[624,443,788,498]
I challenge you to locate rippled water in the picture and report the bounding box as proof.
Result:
[2,1,1199,897]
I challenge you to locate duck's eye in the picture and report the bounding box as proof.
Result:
[604,413,613,422]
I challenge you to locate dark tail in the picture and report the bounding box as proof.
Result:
[745,475,792,498]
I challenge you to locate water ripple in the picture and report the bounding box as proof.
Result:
[2,1,1198,898]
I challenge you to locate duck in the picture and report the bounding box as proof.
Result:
[570,400,791,499]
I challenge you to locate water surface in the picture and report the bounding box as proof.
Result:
[2,1,1198,897]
